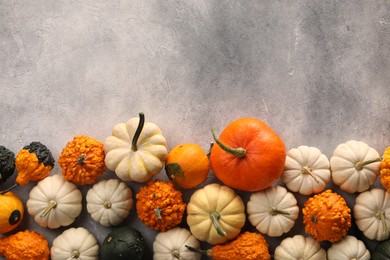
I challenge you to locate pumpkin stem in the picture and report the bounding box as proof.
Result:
[77,154,86,165]
[154,207,163,220]
[355,158,382,170]
[302,166,320,183]
[71,249,80,258]
[40,200,58,218]
[171,249,183,260]
[131,112,145,152]
[376,209,388,235]
[0,183,18,195]
[211,129,246,158]
[104,200,112,209]
[210,211,227,237]
[268,206,291,216]
[185,245,211,256]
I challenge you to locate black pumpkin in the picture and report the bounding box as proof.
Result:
[0,146,15,183]
[372,239,390,260]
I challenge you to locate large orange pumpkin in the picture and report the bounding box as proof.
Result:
[0,192,24,234]
[209,118,286,192]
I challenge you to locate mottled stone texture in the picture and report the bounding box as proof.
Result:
[0,0,389,258]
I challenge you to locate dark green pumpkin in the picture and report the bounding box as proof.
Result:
[101,226,147,260]
[372,239,390,260]
[0,146,15,183]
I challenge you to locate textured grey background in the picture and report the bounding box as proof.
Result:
[1,0,389,259]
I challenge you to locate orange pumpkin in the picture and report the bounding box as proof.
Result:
[380,146,390,192]
[302,189,351,242]
[0,192,24,234]
[165,143,210,189]
[58,135,106,185]
[209,118,286,192]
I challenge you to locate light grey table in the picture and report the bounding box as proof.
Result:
[1,1,389,259]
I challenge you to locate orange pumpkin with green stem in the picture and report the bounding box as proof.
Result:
[209,118,286,192]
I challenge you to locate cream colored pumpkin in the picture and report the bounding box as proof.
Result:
[354,188,390,241]
[327,235,370,260]
[247,186,299,237]
[51,227,99,260]
[186,183,245,245]
[274,235,326,260]
[86,179,133,227]
[104,113,168,183]
[282,146,330,195]
[27,174,82,229]
[330,140,381,193]
[153,227,201,260]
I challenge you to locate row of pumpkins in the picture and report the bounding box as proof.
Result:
[0,113,390,259]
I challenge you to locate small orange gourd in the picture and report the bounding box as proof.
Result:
[58,135,106,185]
[165,143,210,189]
[0,230,50,260]
[186,231,271,260]
[302,189,351,242]
[136,179,186,231]
[380,146,390,192]
[0,191,24,234]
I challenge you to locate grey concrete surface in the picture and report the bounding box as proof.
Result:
[1,0,389,259]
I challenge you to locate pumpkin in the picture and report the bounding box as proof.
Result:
[104,113,168,183]
[327,235,370,260]
[302,189,351,242]
[86,178,133,227]
[153,227,201,260]
[165,143,209,189]
[0,191,24,234]
[0,230,50,260]
[136,179,186,231]
[380,146,390,192]
[372,238,390,260]
[282,145,330,195]
[354,188,390,241]
[51,227,99,260]
[187,183,245,245]
[101,226,147,260]
[58,135,106,185]
[0,145,15,183]
[247,185,299,237]
[186,231,271,260]
[330,140,381,193]
[209,117,286,192]
[274,235,326,260]
[27,174,82,229]
[15,141,55,186]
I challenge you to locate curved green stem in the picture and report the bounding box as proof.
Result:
[355,158,382,170]
[376,209,388,235]
[185,245,211,256]
[0,183,18,195]
[210,211,227,237]
[211,129,246,158]
[131,113,145,152]
[41,200,58,218]
[268,206,291,216]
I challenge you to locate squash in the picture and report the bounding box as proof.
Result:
[153,227,201,260]
[380,146,390,192]
[327,235,370,260]
[282,145,330,195]
[86,178,133,227]
[165,143,209,189]
[0,230,50,260]
[186,231,271,260]
[247,185,299,237]
[187,183,245,245]
[58,135,106,185]
[15,141,55,186]
[354,188,390,241]
[101,226,147,260]
[274,235,326,260]
[330,140,381,193]
[302,189,351,242]
[0,191,24,234]
[51,227,99,260]
[136,179,186,231]
[209,117,286,192]
[0,145,15,183]
[372,238,390,260]
[27,174,82,229]
[104,113,168,183]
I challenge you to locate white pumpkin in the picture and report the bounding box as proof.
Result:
[153,227,201,260]
[186,183,246,245]
[274,235,326,260]
[104,113,168,183]
[282,145,330,195]
[247,186,299,237]
[327,235,370,260]
[27,174,82,229]
[51,227,99,260]
[330,140,381,193]
[354,188,390,241]
[86,178,133,227]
